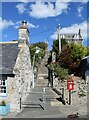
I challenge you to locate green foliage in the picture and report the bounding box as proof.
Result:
[29,42,47,66]
[70,43,87,60]
[30,42,48,51]
[34,49,45,68]
[0,100,6,106]
[61,38,68,49]
[52,40,59,53]
[52,40,59,60]
[60,43,88,73]
[71,91,76,94]
[29,42,47,79]
[78,90,86,98]
[48,62,69,81]
[86,47,89,56]
[79,93,86,98]
[52,39,68,60]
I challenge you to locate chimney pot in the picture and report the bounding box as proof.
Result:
[22,21,27,26]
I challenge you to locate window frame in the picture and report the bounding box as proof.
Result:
[0,79,7,96]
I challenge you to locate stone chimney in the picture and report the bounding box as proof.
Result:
[22,21,27,27]
[18,21,29,47]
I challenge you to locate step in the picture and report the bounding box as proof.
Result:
[38,76,44,79]
[51,101,63,106]
[27,91,44,94]
[38,74,48,76]
[22,101,45,105]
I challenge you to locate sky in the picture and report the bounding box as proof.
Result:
[0,0,88,50]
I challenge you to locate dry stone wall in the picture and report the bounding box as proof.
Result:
[7,44,33,112]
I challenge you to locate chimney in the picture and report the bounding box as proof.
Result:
[22,21,27,27]
[78,28,81,35]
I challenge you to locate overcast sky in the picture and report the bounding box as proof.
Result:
[1,1,88,49]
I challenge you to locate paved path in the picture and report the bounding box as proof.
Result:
[2,52,65,118]
[1,52,88,119]
[4,79,64,118]
[14,86,64,118]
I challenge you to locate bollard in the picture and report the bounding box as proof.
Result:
[69,90,71,105]
[62,88,64,100]
[42,87,45,110]
[19,92,22,110]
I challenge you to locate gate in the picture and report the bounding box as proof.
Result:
[20,87,46,110]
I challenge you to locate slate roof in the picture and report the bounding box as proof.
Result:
[0,42,20,77]
[60,34,83,40]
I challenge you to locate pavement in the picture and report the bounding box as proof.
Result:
[1,52,88,119]
[2,78,65,118]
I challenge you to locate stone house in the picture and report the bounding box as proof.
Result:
[0,21,33,112]
[60,29,83,44]
[56,24,83,52]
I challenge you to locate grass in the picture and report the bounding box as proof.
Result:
[79,93,86,98]
[71,91,76,94]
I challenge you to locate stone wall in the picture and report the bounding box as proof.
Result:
[7,43,33,112]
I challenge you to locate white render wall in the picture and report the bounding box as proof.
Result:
[7,43,33,112]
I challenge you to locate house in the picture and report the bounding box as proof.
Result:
[56,24,83,52]
[0,21,33,112]
[60,28,83,44]
[79,56,89,80]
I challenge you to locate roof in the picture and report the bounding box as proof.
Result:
[60,33,83,40]
[0,42,20,77]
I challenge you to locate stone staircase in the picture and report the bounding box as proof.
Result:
[37,51,50,82]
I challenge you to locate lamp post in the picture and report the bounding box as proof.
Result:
[56,24,61,53]
[45,38,48,51]
[58,24,61,53]
[32,46,40,88]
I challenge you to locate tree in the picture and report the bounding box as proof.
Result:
[29,42,47,65]
[52,39,68,61]
[61,38,68,49]
[29,42,47,79]
[52,40,59,60]
[60,43,88,74]
[32,42,48,50]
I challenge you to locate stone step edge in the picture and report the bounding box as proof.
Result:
[38,74,48,76]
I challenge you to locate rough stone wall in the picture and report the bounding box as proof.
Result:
[7,43,33,112]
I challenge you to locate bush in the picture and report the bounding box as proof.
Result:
[55,65,69,81]
[60,43,88,74]
[0,100,6,106]
[48,62,69,81]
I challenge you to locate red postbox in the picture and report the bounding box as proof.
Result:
[67,79,74,90]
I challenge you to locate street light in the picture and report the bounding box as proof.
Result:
[32,46,40,88]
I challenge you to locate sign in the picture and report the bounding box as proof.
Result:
[67,79,74,91]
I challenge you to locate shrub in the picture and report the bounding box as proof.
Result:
[60,43,88,74]
[48,62,69,81]
[55,65,69,81]
[0,100,6,106]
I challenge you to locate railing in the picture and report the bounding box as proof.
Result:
[20,88,46,110]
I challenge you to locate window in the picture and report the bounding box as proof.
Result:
[0,80,6,96]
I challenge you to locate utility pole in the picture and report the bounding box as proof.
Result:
[45,38,48,51]
[56,24,61,53]
[58,24,61,53]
